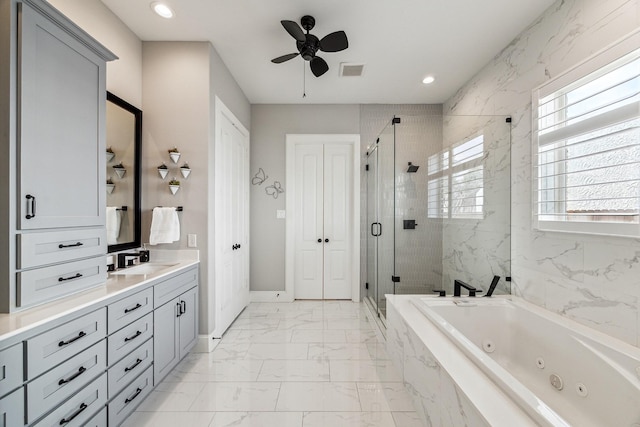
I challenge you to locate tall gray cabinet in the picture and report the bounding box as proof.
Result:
[0,0,117,312]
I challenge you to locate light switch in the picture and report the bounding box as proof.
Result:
[188,234,197,247]
[276,210,286,219]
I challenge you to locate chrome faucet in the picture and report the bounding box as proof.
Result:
[453,279,480,297]
[117,252,141,269]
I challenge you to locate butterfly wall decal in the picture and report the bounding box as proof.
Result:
[265,181,284,199]
[251,168,268,186]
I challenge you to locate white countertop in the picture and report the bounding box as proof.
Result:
[0,251,199,344]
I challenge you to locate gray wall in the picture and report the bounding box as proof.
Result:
[141,41,250,336]
[445,0,640,347]
[249,104,360,292]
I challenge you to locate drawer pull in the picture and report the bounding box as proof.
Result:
[58,366,86,385]
[176,302,182,318]
[58,331,86,347]
[58,273,83,282]
[124,358,143,372]
[58,242,84,249]
[125,387,142,404]
[59,402,87,425]
[124,330,142,342]
[180,300,186,314]
[124,303,142,314]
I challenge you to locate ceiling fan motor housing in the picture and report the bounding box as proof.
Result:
[297,34,320,61]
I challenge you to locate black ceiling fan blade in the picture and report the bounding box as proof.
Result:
[319,31,348,52]
[281,20,305,42]
[271,53,299,64]
[310,56,329,77]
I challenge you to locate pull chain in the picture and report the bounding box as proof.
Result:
[302,61,307,98]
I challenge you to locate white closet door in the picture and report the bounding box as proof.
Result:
[323,144,353,299]
[214,101,249,337]
[293,144,324,299]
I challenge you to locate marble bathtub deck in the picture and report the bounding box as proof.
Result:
[124,300,425,427]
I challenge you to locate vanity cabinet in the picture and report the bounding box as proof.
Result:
[153,270,198,384]
[0,0,118,313]
[0,387,25,427]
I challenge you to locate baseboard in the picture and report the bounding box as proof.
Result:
[193,333,222,353]
[250,291,293,302]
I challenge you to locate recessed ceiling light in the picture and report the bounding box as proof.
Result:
[422,76,435,84]
[151,2,174,19]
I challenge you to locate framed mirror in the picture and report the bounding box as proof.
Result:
[106,91,141,253]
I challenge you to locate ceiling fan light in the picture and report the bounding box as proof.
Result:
[422,75,435,84]
[151,2,174,19]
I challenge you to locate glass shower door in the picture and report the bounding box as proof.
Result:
[366,147,379,310]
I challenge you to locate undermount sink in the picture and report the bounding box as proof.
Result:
[110,262,178,275]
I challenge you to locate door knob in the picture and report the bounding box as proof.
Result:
[325,238,329,243]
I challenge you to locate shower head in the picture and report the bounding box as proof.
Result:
[407,162,419,173]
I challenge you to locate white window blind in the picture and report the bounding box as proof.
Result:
[532,31,640,237]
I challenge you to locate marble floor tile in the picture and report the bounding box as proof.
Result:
[327,318,373,330]
[228,318,281,330]
[164,358,264,382]
[277,319,327,330]
[308,343,374,360]
[291,329,347,343]
[302,411,396,427]
[366,342,392,360]
[276,382,362,412]
[135,381,206,412]
[357,382,416,412]
[209,412,304,427]
[391,411,427,427]
[123,411,215,427]
[245,343,309,359]
[226,329,294,343]
[345,330,379,343]
[210,342,252,360]
[329,360,402,382]
[189,382,281,411]
[258,359,330,382]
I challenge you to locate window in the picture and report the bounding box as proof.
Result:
[428,135,484,219]
[533,31,640,237]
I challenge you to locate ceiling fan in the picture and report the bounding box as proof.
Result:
[271,15,348,77]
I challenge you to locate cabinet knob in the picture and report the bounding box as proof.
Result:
[317,238,322,243]
[325,238,329,243]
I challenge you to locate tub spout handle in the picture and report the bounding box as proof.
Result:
[433,289,446,297]
[484,275,500,297]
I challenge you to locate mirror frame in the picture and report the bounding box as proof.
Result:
[107,91,142,253]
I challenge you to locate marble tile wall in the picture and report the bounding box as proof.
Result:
[444,0,640,347]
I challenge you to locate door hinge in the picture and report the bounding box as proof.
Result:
[391,276,400,282]
[365,282,369,289]
[392,117,401,124]
[365,164,369,171]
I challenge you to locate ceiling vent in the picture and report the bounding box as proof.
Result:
[339,63,365,77]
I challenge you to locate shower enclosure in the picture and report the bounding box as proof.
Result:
[364,114,512,323]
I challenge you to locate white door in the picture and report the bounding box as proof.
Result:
[293,142,353,300]
[214,99,250,337]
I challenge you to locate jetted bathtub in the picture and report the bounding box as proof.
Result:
[410,296,640,427]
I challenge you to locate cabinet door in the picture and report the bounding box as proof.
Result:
[0,387,24,427]
[153,298,179,385]
[18,2,106,230]
[178,287,197,359]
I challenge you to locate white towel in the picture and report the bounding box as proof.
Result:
[149,207,180,245]
[106,207,121,245]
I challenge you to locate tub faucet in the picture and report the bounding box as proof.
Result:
[454,279,480,297]
[484,275,500,297]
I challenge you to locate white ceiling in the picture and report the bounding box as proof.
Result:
[100,0,555,104]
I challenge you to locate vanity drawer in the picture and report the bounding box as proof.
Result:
[27,340,106,423]
[0,344,23,398]
[17,228,106,270]
[108,338,152,399]
[108,364,153,426]
[32,373,107,427]
[83,406,107,427]
[107,287,153,334]
[154,267,198,308]
[0,387,24,427]
[107,312,153,365]
[27,307,106,379]
[17,256,106,308]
